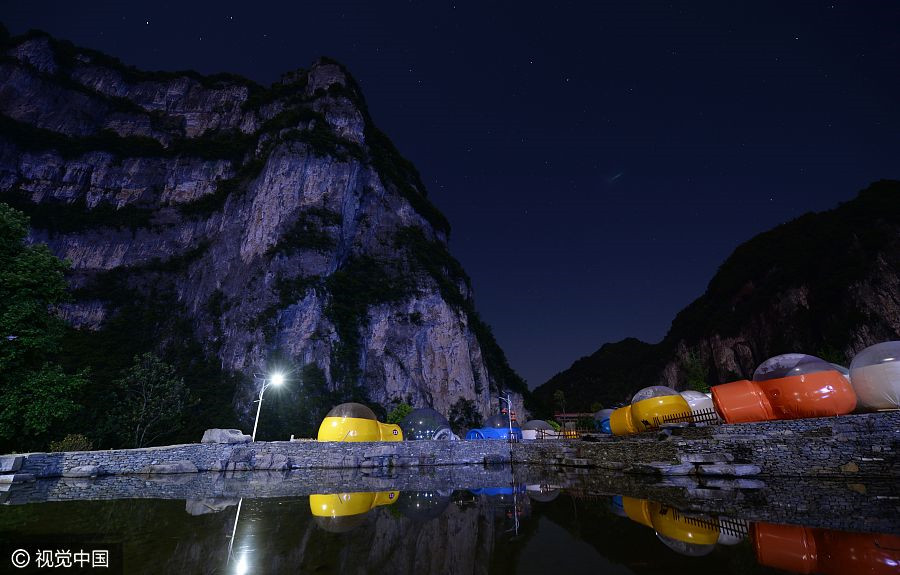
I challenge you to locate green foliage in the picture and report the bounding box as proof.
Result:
[553,390,567,414]
[589,401,604,412]
[2,189,155,235]
[0,203,87,451]
[0,114,165,159]
[682,351,710,393]
[281,125,364,162]
[816,345,847,366]
[242,72,309,111]
[386,402,412,425]
[58,254,240,448]
[267,209,342,257]
[110,353,193,448]
[576,416,595,429]
[365,125,451,235]
[448,398,482,434]
[395,227,529,397]
[546,420,561,431]
[324,256,412,387]
[48,433,93,452]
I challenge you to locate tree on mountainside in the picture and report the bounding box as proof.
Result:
[0,203,87,450]
[682,351,710,393]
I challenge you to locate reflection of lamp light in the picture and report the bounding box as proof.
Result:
[235,556,248,575]
[251,372,286,441]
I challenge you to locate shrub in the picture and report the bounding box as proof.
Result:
[48,434,93,452]
[386,402,412,425]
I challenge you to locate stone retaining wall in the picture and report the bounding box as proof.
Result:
[1,411,896,481]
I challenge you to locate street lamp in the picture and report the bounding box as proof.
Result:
[497,393,515,443]
[251,372,285,441]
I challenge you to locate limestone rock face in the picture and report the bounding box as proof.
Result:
[0,30,527,427]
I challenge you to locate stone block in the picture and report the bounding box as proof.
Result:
[0,473,35,483]
[185,497,239,516]
[202,429,251,444]
[63,465,100,478]
[678,453,734,464]
[0,455,24,473]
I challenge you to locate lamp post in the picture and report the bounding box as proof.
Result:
[251,372,284,441]
[497,393,515,443]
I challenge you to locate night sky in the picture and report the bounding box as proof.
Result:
[3,2,899,388]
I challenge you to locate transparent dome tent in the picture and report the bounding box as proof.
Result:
[521,419,557,440]
[752,354,841,382]
[849,341,900,410]
[609,386,690,435]
[631,385,681,403]
[317,403,403,442]
[399,408,457,440]
[712,353,857,423]
[465,414,522,440]
[325,403,376,420]
[594,409,614,434]
[679,390,715,413]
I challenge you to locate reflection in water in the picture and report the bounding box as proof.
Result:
[1,477,898,574]
[751,522,900,575]
[395,490,453,521]
[616,495,900,574]
[310,491,399,533]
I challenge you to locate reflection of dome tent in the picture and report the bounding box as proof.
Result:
[317,403,403,442]
[310,491,399,533]
[711,354,857,424]
[526,485,560,502]
[621,497,721,556]
[752,522,900,575]
[395,491,452,521]
[656,533,716,557]
[465,414,523,440]
[609,386,691,435]
[399,408,456,440]
[849,341,900,410]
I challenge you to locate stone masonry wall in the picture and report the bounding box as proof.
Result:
[1,411,896,481]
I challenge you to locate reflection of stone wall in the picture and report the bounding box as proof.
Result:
[1,465,526,506]
[4,411,897,481]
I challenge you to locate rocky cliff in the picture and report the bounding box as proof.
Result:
[535,180,900,410]
[0,28,527,437]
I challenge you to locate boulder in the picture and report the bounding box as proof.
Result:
[0,456,24,473]
[185,497,240,516]
[63,465,100,478]
[202,429,252,444]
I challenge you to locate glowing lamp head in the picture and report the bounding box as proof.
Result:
[270,372,285,387]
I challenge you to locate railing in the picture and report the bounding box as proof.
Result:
[658,407,722,426]
[669,507,748,539]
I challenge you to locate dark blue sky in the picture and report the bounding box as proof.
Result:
[4,1,899,387]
